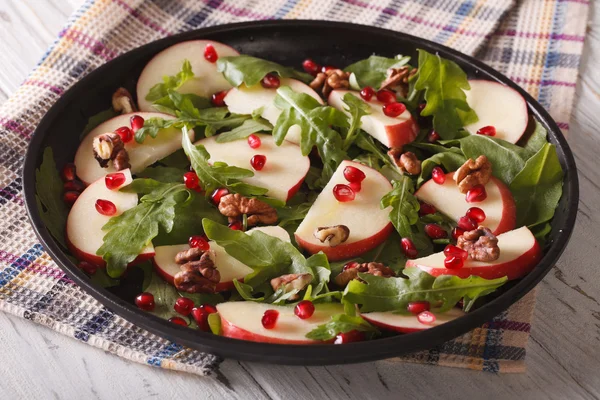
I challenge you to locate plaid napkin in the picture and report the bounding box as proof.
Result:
[0,0,588,376]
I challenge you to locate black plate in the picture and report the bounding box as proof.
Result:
[22,20,578,365]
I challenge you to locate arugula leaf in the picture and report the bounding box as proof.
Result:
[413,49,477,139]
[344,268,507,313]
[208,313,221,335]
[136,165,186,183]
[233,280,267,302]
[90,268,121,288]
[145,60,194,102]
[344,55,411,88]
[509,143,564,228]
[217,55,312,87]
[277,201,313,228]
[216,118,272,143]
[182,127,268,197]
[159,149,190,169]
[340,93,370,150]
[521,120,548,159]
[305,313,379,341]
[152,92,211,115]
[380,176,421,240]
[35,147,69,247]
[81,108,118,138]
[355,132,393,168]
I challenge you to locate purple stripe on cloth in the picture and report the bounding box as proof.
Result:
[557,122,570,129]
[495,30,585,42]
[0,188,24,206]
[59,28,117,61]
[113,0,172,36]
[23,80,64,96]
[0,250,73,283]
[487,320,531,333]
[0,117,32,139]
[512,77,577,87]
[214,1,273,20]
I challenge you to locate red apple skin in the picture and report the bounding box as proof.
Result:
[406,239,542,280]
[66,234,154,268]
[295,222,394,261]
[220,316,330,344]
[286,177,305,202]
[384,118,419,148]
[151,258,236,292]
[361,315,423,334]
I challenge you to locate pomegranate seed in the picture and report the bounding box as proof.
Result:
[135,292,155,311]
[63,191,80,206]
[294,300,315,320]
[261,73,280,89]
[204,44,218,63]
[444,255,464,269]
[261,309,279,329]
[407,301,430,315]
[115,126,133,143]
[169,317,188,326]
[382,102,407,117]
[61,163,76,182]
[334,330,365,344]
[477,125,496,136]
[349,181,361,192]
[188,235,210,251]
[183,172,200,190]
[343,165,366,183]
[424,223,447,239]
[343,261,359,271]
[466,207,486,223]
[228,220,243,230]
[202,304,217,314]
[417,102,427,116]
[401,238,418,259]
[250,154,267,171]
[360,86,375,101]
[452,227,465,240]
[302,58,321,76]
[95,199,117,216]
[321,65,336,73]
[211,188,229,205]
[211,90,228,107]
[427,130,441,143]
[333,184,355,202]
[174,297,195,316]
[457,216,477,231]
[63,180,84,192]
[78,261,97,275]
[105,172,126,190]
[417,311,436,325]
[431,167,446,185]
[466,185,487,203]
[419,202,436,216]
[247,134,261,149]
[130,115,145,131]
[376,89,396,104]
[444,244,468,260]
[191,304,217,331]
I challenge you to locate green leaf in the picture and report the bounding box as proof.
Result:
[81,108,118,138]
[233,280,267,302]
[509,143,564,228]
[413,49,477,139]
[35,147,69,247]
[143,271,190,321]
[216,55,312,87]
[152,92,211,115]
[340,93,371,149]
[90,268,120,288]
[344,268,507,313]
[136,165,186,183]
[418,150,466,186]
[521,120,548,159]
[380,177,420,240]
[145,60,194,102]
[344,55,411,88]
[305,313,379,341]
[216,118,273,143]
[355,132,393,168]
[159,149,190,169]
[277,201,313,228]
[459,134,525,184]
[208,313,221,335]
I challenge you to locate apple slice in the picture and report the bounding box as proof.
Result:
[224,78,323,144]
[152,226,291,291]
[136,40,239,112]
[415,172,516,235]
[74,112,194,185]
[218,301,344,344]
[463,80,529,143]
[66,169,154,267]
[196,133,310,202]
[328,90,419,148]
[406,226,542,280]
[295,160,394,261]
[362,308,465,333]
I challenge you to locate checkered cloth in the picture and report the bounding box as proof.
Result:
[0,0,588,376]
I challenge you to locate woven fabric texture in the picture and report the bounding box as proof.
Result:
[0,0,588,376]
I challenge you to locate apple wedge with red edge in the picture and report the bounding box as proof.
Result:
[328,90,419,148]
[224,78,323,144]
[406,226,542,280]
[463,80,529,143]
[152,226,291,292]
[415,171,516,235]
[295,160,394,261]
[136,40,239,112]
[66,169,154,267]
[217,301,344,344]
[195,133,310,202]
[74,112,194,185]
[361,308,465,333]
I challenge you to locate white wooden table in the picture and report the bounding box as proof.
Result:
[1,1,599,399]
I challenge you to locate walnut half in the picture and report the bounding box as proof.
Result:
[92,132,131,171]
[112,87,137,114]
[453,155,492,194]
[174,251,220,293]
[333,262,395,287]
[457,227,500,262]
[314,225,350,247]
[218,193,277,227]
[309,69,350,97]
[270,273,312,300]
[388,149,421,175]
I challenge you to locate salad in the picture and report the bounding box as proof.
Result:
[35,40,564,344]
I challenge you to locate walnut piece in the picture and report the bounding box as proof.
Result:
[92,132,131,170]
[334,262,395,287]
[217,193,277,227]
[388,149,421,175]
[379,66,417,97]
[314,225,350,247]
[112,87,137,114]
[270,273,312,300]
[175,247,204,264]
[310,69,350,97]
[457,227,500,262]
[174,251,220,293]
[453,155,492,194]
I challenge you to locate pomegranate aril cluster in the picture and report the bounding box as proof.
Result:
[334,165,366,202]
[61,163,86,207]
[443,244,468,269]
[192,304,217,331]
[189,235,210,251]
[261,309,279,329]
[302,58,321,76]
